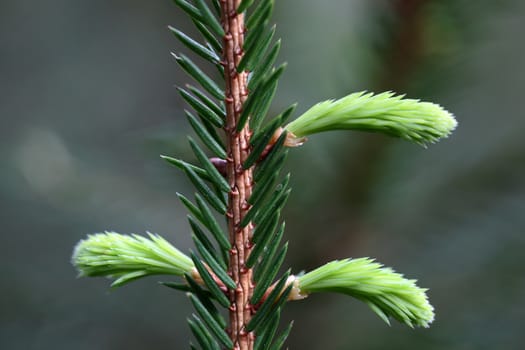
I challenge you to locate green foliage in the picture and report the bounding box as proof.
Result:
[72,1,457,349]
[238,63,287,132]
[168,26,220,65]
[72,232,194,287]
[297,258,435,328]
[286,91,457,146]
[173,54,224,100]
[191,252,231,307]
[247,271,292,332]
[178,88,224,128]
[237,0,255,14]
[189,292,233,348]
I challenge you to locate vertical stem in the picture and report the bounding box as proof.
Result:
[220,1,254,349]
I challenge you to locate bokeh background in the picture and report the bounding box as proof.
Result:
[2,0,524,349]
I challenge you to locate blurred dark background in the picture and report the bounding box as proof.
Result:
[1,0,524,349]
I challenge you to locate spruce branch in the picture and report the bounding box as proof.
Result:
[72,232,194,287]
[294,258,435,328]
[284,91,457,147]
[71,1,457,349]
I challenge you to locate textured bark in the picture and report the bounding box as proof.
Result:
[220,1,255,349]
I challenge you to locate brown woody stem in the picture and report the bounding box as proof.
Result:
[220,1,255,349]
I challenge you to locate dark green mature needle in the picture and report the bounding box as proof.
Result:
[188,137,229,192]
[240,25,276,73]
[276,103,297,125]
[177,193,204,222]
[254,312,280,350]
[169,26,219,64]
[242,173,290,228]
[194,194,230,251]
[188,317,209,349]
[182,164,227,214]
[254,133,287,182]
[191,253,230,308]
[188,216,225,268]
[185,274,226,328]
[193,19,222,53]
[237,63,287,131]
[160,281,191,292]
[246,0,274,30]
[250,79,279,132]
[238,24,275,72]
[246,213,279,268]
[188,293,233,349]
[252,208,280,245]
[237,0,255,13]
[161,156,211,181]
[251,242,288,304]
[248,174,290,229]
[245,118,281,168]
[253,189,290,235]
[187,85,225,118]
[249,39,281,90]
[269,321,294,350]
[254,223,285,281]
[248,172,278,211]
[211,0,221,15]
[193,235,235,289]
[194,0,224,37]
[173,0,204,22]
[178,88,224,128]
[186,111,227,159]
[252,284,292,335]
[188,315,220,350]
[247,271,291,331]
[173,54,224,100]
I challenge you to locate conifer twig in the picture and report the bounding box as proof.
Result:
[219,1,255,349]
[71,2,457,348]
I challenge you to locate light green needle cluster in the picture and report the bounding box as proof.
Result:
[285,91,457,146]
[296,258,435,328]
[72,231,194,287]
